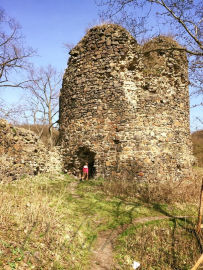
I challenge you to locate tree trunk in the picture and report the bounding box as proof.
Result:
[191,253,203,270]
[196,178,203,234]
[48,103,53,148]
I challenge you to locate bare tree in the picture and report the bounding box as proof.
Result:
[0,8,34,88]
[196,177,203,234]
[97,0,203,110]
[0,97,27,123]
[97,0,202,53]
[25,65,62,147]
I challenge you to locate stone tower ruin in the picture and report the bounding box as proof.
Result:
[59,24,194,181]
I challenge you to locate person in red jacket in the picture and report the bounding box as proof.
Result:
[82,162,89,180]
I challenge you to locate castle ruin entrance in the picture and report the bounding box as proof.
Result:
[76,147,96,178]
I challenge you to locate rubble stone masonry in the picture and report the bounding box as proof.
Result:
[59,24,194,181]
[0,119,62,181]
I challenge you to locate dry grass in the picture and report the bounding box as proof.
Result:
[107,169,203,269]
[17,124,59,147]
[101,169,202,204]
[142,35,182,53]
[84,20,114,34]
[0,171,202,269]
[115,219,201,270]
[0,174,88,269]
[192,130,203,167]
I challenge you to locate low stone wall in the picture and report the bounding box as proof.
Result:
[0,119,62,181]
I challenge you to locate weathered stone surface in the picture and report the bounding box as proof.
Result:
[59,24,194,181]
[0,119,62,181]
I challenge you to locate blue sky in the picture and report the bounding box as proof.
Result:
[0,0,99,70]
[0,0,100,118]
[0,0,202,131]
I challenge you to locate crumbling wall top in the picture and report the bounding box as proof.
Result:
[143,35,183,51]
[69,23,137,56]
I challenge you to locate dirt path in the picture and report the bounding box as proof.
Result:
[68,179,116,269]
[90,215,192,270]
[68,179,192,269]
[68,178,81,198]
[90,230,117,270]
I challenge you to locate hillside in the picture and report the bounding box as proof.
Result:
[0,170,202,270]
[192,130,203,167]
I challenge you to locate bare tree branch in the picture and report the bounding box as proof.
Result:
[24,65,62,148]
[96,0,203,116]
[0,8,35,88]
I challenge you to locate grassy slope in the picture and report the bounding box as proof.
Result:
[192,130,203,167]
[0,172,202,270]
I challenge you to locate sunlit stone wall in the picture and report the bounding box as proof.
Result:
[59,24,194,181]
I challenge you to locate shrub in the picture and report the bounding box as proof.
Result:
[192,130,203,167]
[101,173,202,204]
[17,124,59,147]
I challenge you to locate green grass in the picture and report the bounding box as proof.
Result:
[115,218,200,270]
[0,173,201,269]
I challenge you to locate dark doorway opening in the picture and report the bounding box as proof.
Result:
[76,147,96,178]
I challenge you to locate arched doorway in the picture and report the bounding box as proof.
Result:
[76,147,96,178]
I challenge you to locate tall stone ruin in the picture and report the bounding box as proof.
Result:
[59,24,194,181]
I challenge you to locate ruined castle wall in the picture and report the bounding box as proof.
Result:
[59,24,194,181]
[0,119,62,181]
